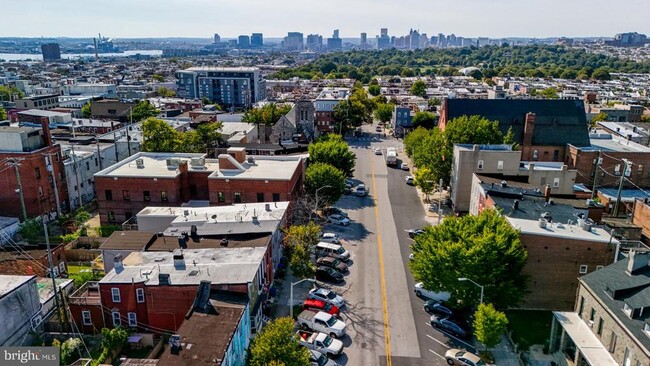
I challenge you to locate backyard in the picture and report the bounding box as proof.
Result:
[506,310,553,351]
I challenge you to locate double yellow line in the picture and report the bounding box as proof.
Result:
[370,160,392,366]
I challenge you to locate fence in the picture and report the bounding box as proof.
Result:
[66,249,101,262]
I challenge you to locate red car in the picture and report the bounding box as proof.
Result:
[302,298,340,317]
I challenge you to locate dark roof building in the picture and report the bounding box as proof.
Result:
[439,99,590,162]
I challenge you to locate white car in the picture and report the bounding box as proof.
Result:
[405,176,414,185]
[400,162,409,171]
[328,215,350,226]
[320,233,340,244]
[356,184,367,197]
[413,282,451,302]
[374,148,382,155]
[308,288,345,308]
[309,348,341,366]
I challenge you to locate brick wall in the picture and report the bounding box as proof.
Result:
[69,304,105,334]
[566,145,650,188]
[0,245,67,277]
[633,199,650,243]
[99,282,150,329]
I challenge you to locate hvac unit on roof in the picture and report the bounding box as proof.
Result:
[135,158,144,168]
[190,157,205,167]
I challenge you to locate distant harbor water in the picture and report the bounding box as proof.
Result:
[0,50,162,61]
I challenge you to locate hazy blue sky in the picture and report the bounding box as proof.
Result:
[3,0,648,39]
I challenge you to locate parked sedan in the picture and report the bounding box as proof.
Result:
[356,184,367,197]
[430,315,468,338]
[328,215,350,226]
[405,176,414,185]
[400,162,409,170]
[374,148,382,155]
[406,228,425,238]
[302,298,341,317]
[315,266,344,283]
[323,208,348,219]
[423,300,453,317]
[316,256,349,273]
[308,288,345,308]
[319,232,341,244]
[445,349,486,366]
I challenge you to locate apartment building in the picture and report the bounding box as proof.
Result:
[176,67,265,109]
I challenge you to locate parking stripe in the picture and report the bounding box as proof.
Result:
[428,349,445,360]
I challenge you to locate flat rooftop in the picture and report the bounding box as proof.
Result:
[0,126,39,134]
[18,109,69,117]
[455,144,514,151]
[507,217,616,244]
[210,155,302,181]
[0,275,35,299]
[520,161,566,171]
[184,66,259,72]
[148,234,270,252]
[100,231,157,251]
[100,247,265,285]
[581,133,650,153]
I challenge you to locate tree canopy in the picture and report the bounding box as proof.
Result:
[131,100,159,122]
[368,84,381,96]
[283,222,321,279]
[308,135,356,176]
[81,102,92,118]
[304,163,346,207]
[242,103,292,127]
[409,209,528,309]
[0,85,24,101]
[473,303,509,349]
[412,111,437,129]
[374,103,393,124]
[413,166,436,202]
[0,106,7,121]
[248,317,310,366]
[333,83,375,134]
[410,80,427,97]
[142,118,222,153]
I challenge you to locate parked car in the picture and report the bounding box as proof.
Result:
[323,208,348,219]
[308,288,345,308]
[376,126,382,132]
[400,162,409,170]
[375,148,382,155]
[309,349,340,365]
[405,176,414,185]
[317,256,348,273]
[328,214,350,226]
[302,298,340,317]
[444,349,486,366]
[319,232,341,244]
[423,300,453,317]
[315,266,344,283]
[297,330,344,358]
[344,179,354,188]
[409,253,414,261]
[414,282,451,302]
[356,184,367,197]
[406,228,425,238]
[297,310,347,338]
[430,315,468,338]
[315,242,351,261]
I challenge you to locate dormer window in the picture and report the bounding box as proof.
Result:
[623,302,633,318]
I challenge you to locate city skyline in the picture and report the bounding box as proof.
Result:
[2,0,649,39]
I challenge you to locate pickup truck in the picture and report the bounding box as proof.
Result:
[297,330,344,357]
[296,310,347,338]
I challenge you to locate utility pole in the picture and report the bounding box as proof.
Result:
[44,154,62,217]
[126,108,132,157]
[95,135,103,170]
[613,159,631,217]
[70,145,82,209]
[8,158,27,221]
[111,121,119,164]
[591,150,601,200]
[43,220,69,331]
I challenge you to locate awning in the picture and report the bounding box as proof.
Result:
[553,312,618,366]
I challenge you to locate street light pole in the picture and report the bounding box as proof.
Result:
[458,277,484,304]
[290,278,317,318]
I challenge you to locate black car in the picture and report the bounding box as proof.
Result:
[316,256,349,273]
[315,266,344,283]
[430,315,468,338]
[406,228,425,239]
[423,300,453,317]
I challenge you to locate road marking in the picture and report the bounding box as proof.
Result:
[371,159,391,366]
[425,323,477,352]
[429,349,445,360]
[426,334,450,349]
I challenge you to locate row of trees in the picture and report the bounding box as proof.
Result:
[141,117,222,153]
[81,100,159,121]
[242,103,292,141]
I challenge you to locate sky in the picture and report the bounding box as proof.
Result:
[2,0,649,39]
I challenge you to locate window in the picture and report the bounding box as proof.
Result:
[553,178,560,188]
[597,318,604,336]
[273,193,280,202]
[255,192,265,202]
[35,167,41,179]
[111,288,121,302]
[553,149,559,161]
[105,189,113,201]
[107,211,115,223]
[82,311,92,326]
[53,266,59,277]
[639,165,644,174]
[95,158,98,166]
[86,161,90,170]
[234,192,242,203]
[58,261,65,273]
[122,190,130,201]
[136,288,145,303]
[112,311,121,327]
[128,312,137,327]
[623,348,631,366]
[578,296,584,316]
[143,191,150,201]
[477,160,484,170]
[161,191,168,202]
[615,164,621,175]
[540,177,547,186]
[596,265,604,270]
[217,192,225,203]
[532,150,539,161]
[624,302,633,317]
[497,161,503,170]
[590,308,596,322]
[579,265,588,274]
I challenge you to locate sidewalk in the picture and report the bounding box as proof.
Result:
[488,335,522,366]
[268,267,318,319]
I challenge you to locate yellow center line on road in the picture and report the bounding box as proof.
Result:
[370,159,392,366]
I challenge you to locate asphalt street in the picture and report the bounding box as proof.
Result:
[321,125,477,366]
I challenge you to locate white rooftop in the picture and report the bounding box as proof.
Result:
[210,155,303,181]
[584,133,650,153]
[520,162,566,171]
[507,217,619,244]
[598,121,645,138]
[17,109,68,117]
[99,247,265,286]
[0,275,35,298]
[184,67,259,72]
[553,312,618,366]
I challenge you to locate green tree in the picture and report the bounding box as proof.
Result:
[403,127,431,162]
[131,100,159,122]
[60,338,83,365]
[592,67,611,81]
[503,126,519,150]
[409,209,528,309]
[74,209,91,236]
[288,242,313,279]
[0,85,24,101]
[591,112,608,126]
[473,303,509,350]
[283,222,322,279]
[248,317,310,366]
[156,87,176,97]
[368,84,381,96]
[540,87,559,99]
[304,163,346,207]
[81,102,92,118]
[410,80,427,97]
[308,135,356,176]
[412,111,437,129]
[188,122,223,152]
[243,103,292,141]
[414,167,436,202]
[444,115,503,146]
[374,103,393,125]
[468,69,483,80]
[141,117,180,152]
[0,106,7,121]
[401,67,415,77]
[152,74,165,82]
[427,98,441,109]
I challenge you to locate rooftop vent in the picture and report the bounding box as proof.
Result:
[220,238,229,246]
[501,181,507,187]
[135,158,144,168]
[247,156,256,164]
[159,273,171,285]
[538,219,547,228]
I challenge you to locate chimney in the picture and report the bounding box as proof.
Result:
[627,251,650,276]
[40,117,52,146]
[523,112,536,151]
[114,254,124,273]
[173,250,186,270]
[227,147,247,163]
[544,184,551,202]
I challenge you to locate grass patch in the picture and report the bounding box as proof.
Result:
[67,264,92,275]
[506,310,553,351]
